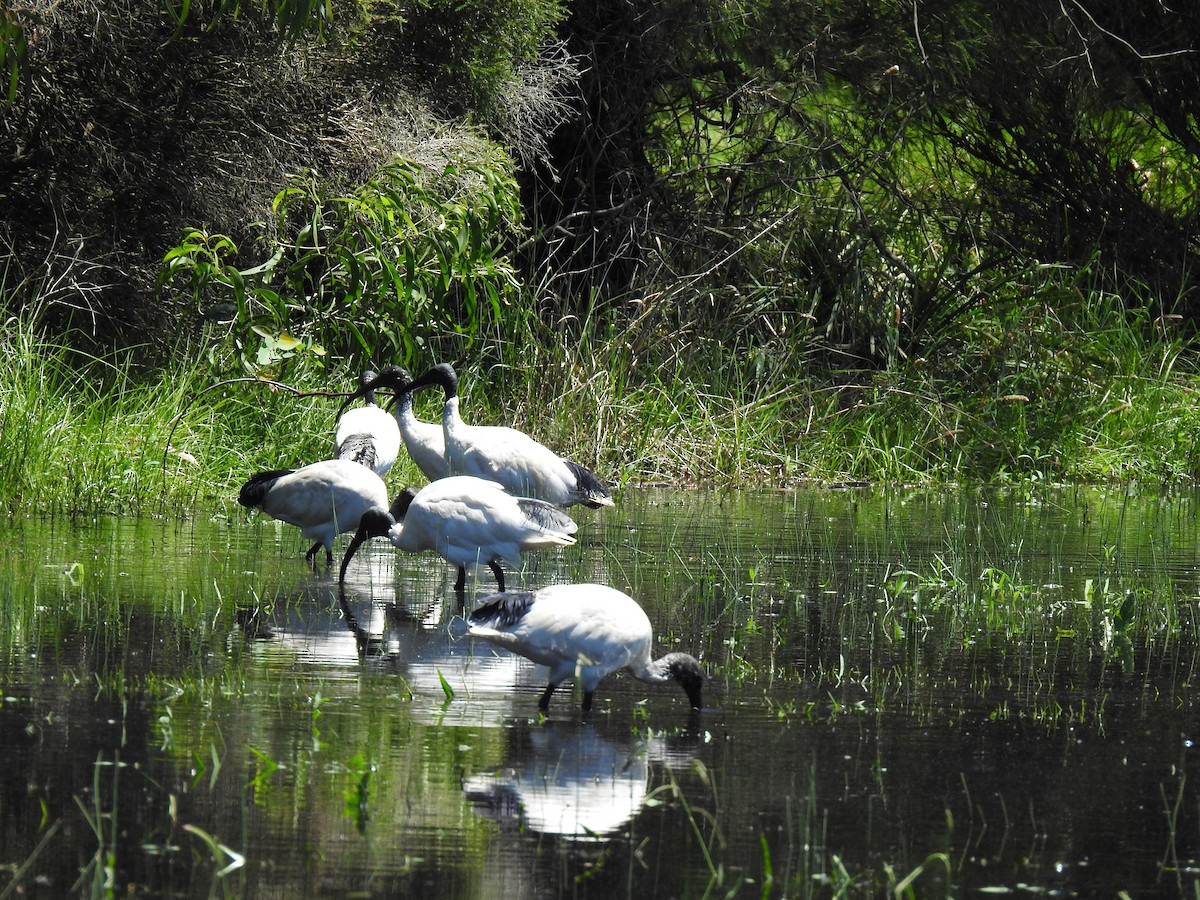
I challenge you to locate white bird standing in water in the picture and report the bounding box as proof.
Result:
[237,458,394,569]
[361,363,614,509]
[338,475,578,593]
[467,584,705,713]
[334,370,402,477]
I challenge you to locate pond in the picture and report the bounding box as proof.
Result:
[2,484,1200,897]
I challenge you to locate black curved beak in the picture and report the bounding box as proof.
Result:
[337,368,412,419]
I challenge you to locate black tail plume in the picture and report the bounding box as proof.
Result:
[468,591,537,629]
[517,498,578,534]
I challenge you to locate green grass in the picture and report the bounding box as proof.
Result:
[2,261,1200,514]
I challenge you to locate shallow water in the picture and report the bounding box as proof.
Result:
[2,485,1200,897]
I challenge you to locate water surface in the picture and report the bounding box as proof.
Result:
[2,485,1200,897]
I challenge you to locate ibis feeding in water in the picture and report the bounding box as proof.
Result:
[362,363,614,509]
[334,370,402,477]
[466,583,705,713]
[237,458,394,569]
[338,474,579,593]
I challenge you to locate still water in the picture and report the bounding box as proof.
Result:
[2,485,1200,897]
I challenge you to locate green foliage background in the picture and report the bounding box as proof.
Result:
[2,0,1200,509]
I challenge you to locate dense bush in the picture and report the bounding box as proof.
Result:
[0,0,570,357]
[161,149,525,376]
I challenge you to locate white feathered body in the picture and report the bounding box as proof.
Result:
[442,398,611,509]
[395,391,449,481]
[239,458,390,554]
[468,584,657,693]
[335,403,401,477]
[387,475,577,571]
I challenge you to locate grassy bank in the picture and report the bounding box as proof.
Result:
[2,266,1199,515]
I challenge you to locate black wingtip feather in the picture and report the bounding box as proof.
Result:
[469,591,537,629]
[238,469,293,508]
[517,498,576,533]
[337,433,378,470]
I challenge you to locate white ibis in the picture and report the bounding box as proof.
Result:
[334,370,401,477]
[237,458,392,568]
[466,583,704,713]
[372,364,449,482]
[338,475,578,593]
[363,363,614,509]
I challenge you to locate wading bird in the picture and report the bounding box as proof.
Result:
[466,583,704,713]
[362,363,614,509]
[238,458,393,569]
[334,370,401,477]
[384,365,449,482]
[338,475,578,593]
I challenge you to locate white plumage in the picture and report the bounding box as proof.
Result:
[237,458,390,568]
[373,364,449,482]
[338,475,578,592]
[467,583,704,712]
[463,726,652,840]
[334,370,401,477]
[366,363,614,509]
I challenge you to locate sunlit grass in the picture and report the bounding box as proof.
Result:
[3,260,1200,517]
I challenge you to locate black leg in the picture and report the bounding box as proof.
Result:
[538,683,556,711]
[454,566,466,594]
[582,691,594,713]
[488,561,506,592]
[305,542,323,567]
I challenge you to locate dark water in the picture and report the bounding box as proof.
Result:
[3,485,1200,897]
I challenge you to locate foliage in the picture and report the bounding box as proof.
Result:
[0,7,24,109]
[161,152,524,375]
[528,0,1200,369]
[161,0,333,43]
[0,0,568,348]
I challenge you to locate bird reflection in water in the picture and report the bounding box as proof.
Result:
[463,720,702,841]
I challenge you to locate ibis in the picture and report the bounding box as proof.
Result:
[363,363,614,509]
[466,583,704,712]
[338,475,578,593]
[375,364,450,482]
[237,458,395,569]
[334,370,401,477]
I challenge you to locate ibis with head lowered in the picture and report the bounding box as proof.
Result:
[338,475,578,593]
[467,583,704,713]
[238,458,394,569]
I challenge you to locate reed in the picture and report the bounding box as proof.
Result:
[3,258,1200,516]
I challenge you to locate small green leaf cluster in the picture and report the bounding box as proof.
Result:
[161,152,524,375]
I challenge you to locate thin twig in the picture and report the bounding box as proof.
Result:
[160,377,358,495]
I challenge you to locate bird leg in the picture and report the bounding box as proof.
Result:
[488,561,506,592]
[538,683,557,711]
[581,691,595,713]
[305,542,323,567]
[454,566,467,595]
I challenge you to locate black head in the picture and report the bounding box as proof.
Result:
[358,370,379,405]
[338,366,412,419]
[370,365,411,389]
[389,486,419,520]
[338,507,395,583]
[408,362,458,398]
[665,653,705,710]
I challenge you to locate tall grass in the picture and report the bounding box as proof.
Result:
[3,261,1200,514]
[0,314,357,514]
